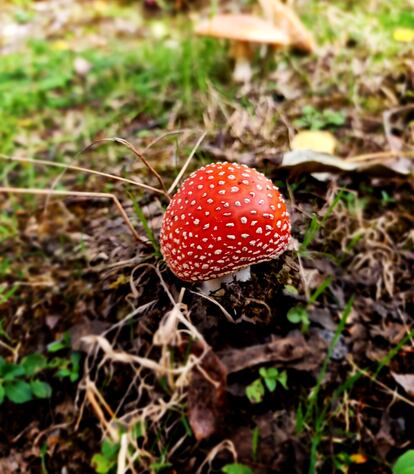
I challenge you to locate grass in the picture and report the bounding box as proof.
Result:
[1,1,413,472]
[300,315,414,473]
[0,36,228,156]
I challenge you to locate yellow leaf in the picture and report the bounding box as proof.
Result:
[291,130,337,154]
[93,0,111,15]
[350,453,368,464]
[51,40,70,51]
[17,118,34,127]
[109,274,129,289]
[393,27,414,43]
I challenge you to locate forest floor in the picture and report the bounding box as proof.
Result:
[0,1,413,473]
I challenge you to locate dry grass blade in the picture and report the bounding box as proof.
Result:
[190,289,236,323]
[143,129,192,151]
[348,358,414,408]
[83,137,170,199]
[0,186,149,245]
[0,154,166,196]
[196,439,238,474]
[168,131,207,194]
[346,150,414,163]
[85,380,118,441]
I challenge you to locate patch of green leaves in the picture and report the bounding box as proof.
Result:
[287,305,310,333]
[245,378,266,404]
[259,367,288,392]
[91,438,120,474]
[222,463,253,474]
[288,276,333,333]
[294,106,346,130]
[0,283,18,305]
[393,450,414,474]
[0,353,51,405]
[49,351,81,382]
[47,333,81,382]
[47,332,72,353]
[246,367,288,404]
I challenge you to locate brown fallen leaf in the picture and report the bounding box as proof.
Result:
[188,346,227,441]
[68,319,111,352]
[218,333,325,374]
[278,149,413,176]
[391,372,414,397]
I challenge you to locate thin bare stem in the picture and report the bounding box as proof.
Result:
[0,186,150,246]
[0,154,167,197]
[143,129,192,151]
[83,138,170,197]
[347,150,414,163]
[168,131,207,194]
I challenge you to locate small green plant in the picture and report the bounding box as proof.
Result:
[129,192,161,257]
[47,333,81,381]
[48,349,81,382]
[259,367,288,392]
[222,463,253,474]
[294,106,346,130]
[251,426,260,461]
[393,450,414,474]
[91,438,120,474]
[245,378,265,404]
[299,189,344,255]
[0,353,52,404]
[287,305,310,333]
[246,367,288,404]
[287,276,333,333]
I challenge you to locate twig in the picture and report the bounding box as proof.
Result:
[168,132,207,194]
[0,155,167,197]
[189,289,236,323]
[83,138,170,198]
[0,187,149,245]
[348,358,414,408]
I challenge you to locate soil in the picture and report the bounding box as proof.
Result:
[0,1,413,474]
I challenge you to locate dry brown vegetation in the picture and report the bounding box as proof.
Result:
[0,1,413,473]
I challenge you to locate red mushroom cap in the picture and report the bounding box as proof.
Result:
[160,162,291,282]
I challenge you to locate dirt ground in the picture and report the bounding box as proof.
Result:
[0,1,413,473]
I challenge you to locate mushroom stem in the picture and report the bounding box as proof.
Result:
[230,41,253,82]
[200,266,252,294]
[234,266,251,282]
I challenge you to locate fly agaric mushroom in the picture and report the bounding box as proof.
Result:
[194,14,290,82]
[160,162,290,292]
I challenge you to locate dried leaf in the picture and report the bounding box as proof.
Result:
[188,347,227,441]
[218,333,325,374]
[391,373,414,397]
[393,27,414,43]
[350,453,368,464]
[291,130,337,154]
[279,149,412,176]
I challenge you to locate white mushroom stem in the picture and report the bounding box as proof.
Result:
[234,266,251,282]
[200,266,252,294]
[230,41,253,82]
